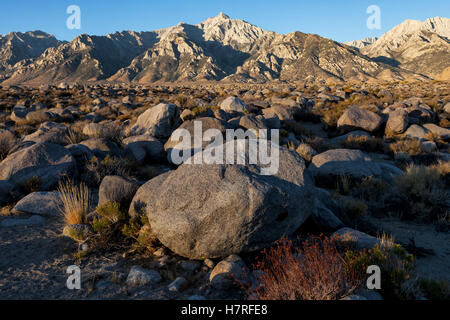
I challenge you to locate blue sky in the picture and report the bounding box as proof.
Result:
[0,0,448,42]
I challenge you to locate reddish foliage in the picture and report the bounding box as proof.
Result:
[246,236,362,300]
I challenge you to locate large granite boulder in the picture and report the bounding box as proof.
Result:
[337,107,383,133]
[123,135,164,164]
[220,96,248,113]
[309,149,402,182]
[12,192,63,217]
[0,142,76,190]
[98,176,140,208]
[385,109,409,135]
[164,117,230,164]
[129,103,180,138]
[130,142,315,259]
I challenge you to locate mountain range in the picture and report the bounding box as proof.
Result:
[0,13,449,85]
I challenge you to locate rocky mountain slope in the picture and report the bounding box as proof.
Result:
[1,14,448,85]
[346,37,378,49]
[360,17,450,79]
[0,31,62,77]
[109,13,264,83]
[224,31,413,83]
[1,31,159,85]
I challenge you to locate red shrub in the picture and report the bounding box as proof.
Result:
[246,236,362,300]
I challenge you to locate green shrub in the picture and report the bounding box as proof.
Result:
[345,236,416,300]
[96,201,127,223]
[419,279,450,300]
[393,164,448,222]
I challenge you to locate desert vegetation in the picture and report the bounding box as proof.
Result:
[0,79,448,301]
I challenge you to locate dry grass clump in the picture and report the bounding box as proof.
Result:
[335,195,368,221]
[122,213,160,254]
[187,106,219,119]
[320,103,347,128]
[284,121,312,137]
[13,123,35,138]
[393,164,449,222]
[340,136,384,153]
[318,94,381,128]
[83,155,138,186]
[175,94,188,107]
[0,205,14,216]
[339,162,449,227]
[433,160,450,178]
[58,180,90,225]
[246,236,361,300]
[388,138,423,156]
[303,136,334,153]
[97,122,124,145]
[65,127,86,145]
[296,143,317,162]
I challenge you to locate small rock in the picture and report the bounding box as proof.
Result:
[126,266,162,287]
[404,124,430,140]
[332,228,380,250]
[80,243,89,252]
[179,260,200,272]
[204,259,215,269]
[153,247,168,257]
[423,123,450,140]
[209,255,247,289]
[239,115,268,132]
[123,135,164,164]
[167,277,188,292]
[420,140,437,153]
[310,149,402,182]
[79,138,122,159]
[313,200,344,231]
